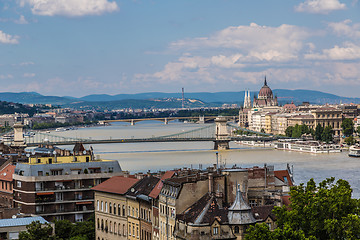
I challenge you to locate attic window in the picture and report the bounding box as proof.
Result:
[213,227,218,235]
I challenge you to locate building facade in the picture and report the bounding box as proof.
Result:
[12,144,122,222]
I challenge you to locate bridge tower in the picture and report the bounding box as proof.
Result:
[198,115,205,124]
[12,118,25,147]
[214,116,230,150]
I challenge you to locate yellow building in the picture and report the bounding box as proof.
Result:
[92,176,139,240]
[126,176,160,240]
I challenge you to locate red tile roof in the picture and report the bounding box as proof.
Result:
[92,176,139,195]
[281,195,291,206]
[0,164,15,181]
[149,171,175,199]
[274,170,293,186]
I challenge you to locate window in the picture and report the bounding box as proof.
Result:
[118,204,121,216]
[234,226,239,233]
[105,202,108,213]
[109,203,112,214]
[38,171,43,176]
[213,227,219,235]
[101,201,103,212]
[17,181,21,188]
[114,222,117,235]
[113,203,116,215]
[97,200,100,211]
[123,205,126,216]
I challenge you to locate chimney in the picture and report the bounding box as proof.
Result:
[208,173,214,193]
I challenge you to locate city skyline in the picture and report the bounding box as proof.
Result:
[0,0,360,97]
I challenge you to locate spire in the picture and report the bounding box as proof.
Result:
[227,184,256,225]
[264,76,267,86]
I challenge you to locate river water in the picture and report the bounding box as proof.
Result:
[46,121,360,198]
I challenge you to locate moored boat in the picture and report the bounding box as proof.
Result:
[349,145,360,157]
[274,140,341,153]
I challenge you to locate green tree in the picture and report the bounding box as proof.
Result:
[54,219,73,240]
[70,215,95,240]
[246,178,360,240]
[19,221,58,240]
[341,118,354,137]
[285,126,294,137]
[292,124,302,138]
[357,126,360,135]
[314,124,323,141]
[321,126,333,143]
[345,136,356,145]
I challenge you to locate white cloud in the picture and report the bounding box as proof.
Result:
[14,15,29,24]
[20,0,118,17]
[328,20,360,39]
[170,23,311,63]
[23,73,36,78]
[0,74,14,79]
[0,30,19,44]
[295,0,346,14]
[305,42,360,60]
[19,61,35,66]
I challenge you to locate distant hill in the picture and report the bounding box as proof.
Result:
[0,90,358,109]
[63,98,214,111]
[0,92,72,105]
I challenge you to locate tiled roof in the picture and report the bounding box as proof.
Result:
[274,170,293,186]
[251,205,276,221]
[0,164,15,181]
[0,216,49,228]
[91,176,139,195]
[177,193,228,225]
[281,195,291,206]
[149,171,175,199]
[126,176,160,198]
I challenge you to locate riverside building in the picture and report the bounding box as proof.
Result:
[12,143,122,222]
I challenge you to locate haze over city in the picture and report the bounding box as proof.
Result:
[0,0,359,97]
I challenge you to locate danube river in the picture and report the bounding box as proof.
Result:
[47,121,360,198]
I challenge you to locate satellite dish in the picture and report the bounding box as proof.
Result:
[83,150,87,154]
[26,153,30,158]
[131,188,135,193]
[53,150,57,155]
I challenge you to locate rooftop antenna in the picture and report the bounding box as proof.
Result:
[182,87,185,109]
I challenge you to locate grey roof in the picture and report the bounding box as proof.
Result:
[228,184,256,225]
[15,160,121,177]
[0,216,49,228]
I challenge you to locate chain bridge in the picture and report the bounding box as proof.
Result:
[23,118,279,150]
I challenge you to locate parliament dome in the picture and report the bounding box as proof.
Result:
[258,77,273,98]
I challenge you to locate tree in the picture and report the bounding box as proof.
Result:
[245,178,360,240]
[285,126,294,137]
[70,215,95,240]
[341,118,354,137]
[292,124,302,138]
[54,219,73,240]
[345,136,356,145]
[357,126,360,135]
[19,221,58,240]
[314,124,323,141]
[321,126,333,143]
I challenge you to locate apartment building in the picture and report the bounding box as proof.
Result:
[12,144,122,222]
[93,176,139,240]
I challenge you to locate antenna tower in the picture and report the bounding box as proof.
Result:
[182,87,185,108]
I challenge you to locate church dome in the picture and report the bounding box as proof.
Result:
[258,77,273,98]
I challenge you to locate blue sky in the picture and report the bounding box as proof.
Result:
[0,0,360,97]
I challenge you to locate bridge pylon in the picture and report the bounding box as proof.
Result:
[214,116,230,150]
[12,118,26,147]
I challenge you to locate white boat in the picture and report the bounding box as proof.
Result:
[274,140,341,153]
[349,145,360,157]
